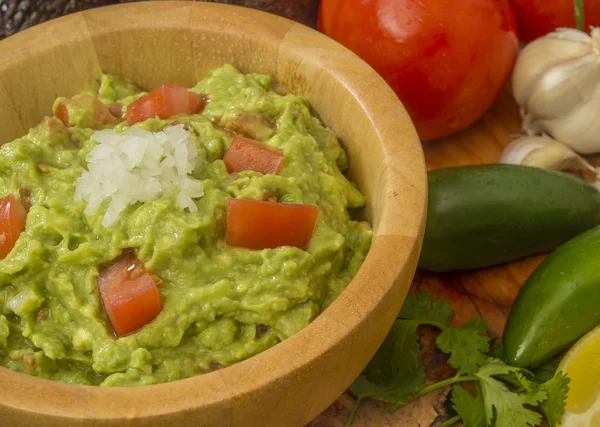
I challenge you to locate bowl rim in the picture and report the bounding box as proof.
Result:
[0,1,426,424]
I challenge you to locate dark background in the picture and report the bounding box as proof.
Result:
[0,0,320,39]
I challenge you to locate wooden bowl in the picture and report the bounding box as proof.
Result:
[0,2,426,426]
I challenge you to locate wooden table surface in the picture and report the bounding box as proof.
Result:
[309,88,545,427]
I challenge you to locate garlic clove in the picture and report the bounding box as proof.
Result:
[512,27,600,158]
[500,136,552,165]
[548,27,595,43]
[534,96,600,154]
[512,33,593,107]
[500,135,597,173]
[524,141,586,171]
[524,53,600,119]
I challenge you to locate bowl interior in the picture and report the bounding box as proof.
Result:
[0,2,426,426]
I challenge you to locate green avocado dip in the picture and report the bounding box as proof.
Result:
[0,65,372,386]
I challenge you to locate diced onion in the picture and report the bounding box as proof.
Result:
[75,125,204,228]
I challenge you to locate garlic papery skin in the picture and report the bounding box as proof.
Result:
[524,53,600,119]
[531,95,600,154]
[513,31,595,109]
[512,27,600,154]
[500,135,597,173]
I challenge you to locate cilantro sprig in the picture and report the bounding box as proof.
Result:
[346,291,570,427]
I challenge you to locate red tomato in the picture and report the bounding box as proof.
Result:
[223,136,284,175]
[55,93,119,129]
[509,0,600,42]
[0,195,26,259]
[97,252,161,337]
[126,85,204,126]
[318,0,519,141]
[226,199,319,250]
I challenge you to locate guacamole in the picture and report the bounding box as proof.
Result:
[0,65,372,386]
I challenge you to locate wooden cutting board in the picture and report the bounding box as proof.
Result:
[309,88,544,427]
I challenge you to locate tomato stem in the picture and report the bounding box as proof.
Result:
[574,0,585,31]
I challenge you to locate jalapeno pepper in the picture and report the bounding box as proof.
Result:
[420,164,600,272]
[503,225,600,368]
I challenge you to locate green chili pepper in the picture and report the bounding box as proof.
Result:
[419,164,600,272]
[503,225,600,368]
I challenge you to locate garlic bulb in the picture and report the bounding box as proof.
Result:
[500,135,597,174]
[513,27,600,154]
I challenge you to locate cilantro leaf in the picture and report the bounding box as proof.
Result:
[538,371,570,427]
[452,384,486,427]
[479,377,546,427]
[345,290,571,427]
[476,359,546,427]
[506,370,534,393]
[398,290,453,326]
[489,341,504,360]
[349,319,425,403]
[348,290,453,424]
[496,368,535,394]
[436,317,490,375]
[532,355,562,383]
[476,358,527,380]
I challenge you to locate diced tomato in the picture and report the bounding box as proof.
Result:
[223,136,284,175]
[54,93,120,128]
[54,104,69,127]
[126,85,204,126]
[97,252,161,337]
[218,113,274,140]
[0,195,26,259]
[226,198,319,250]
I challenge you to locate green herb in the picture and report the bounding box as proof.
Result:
[398,290,453,326]
[437,318,490,375]
[476,360,546,426]
[574,0,585,31]
[451,384,486,427]
[538,372,570,427]
[348,320,425,405]
[346,291,570,427]
[532,355,563,383]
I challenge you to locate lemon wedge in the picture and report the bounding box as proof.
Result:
[559,325,600,426]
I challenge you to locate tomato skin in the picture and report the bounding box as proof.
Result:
[318,0,519,141]
[0,195,26,259]
[126,85,204,126]
[54,103,69,126]
[223,136,284,175]
[509,0,600,42]
[97,253,161,337]
[226,199,319,250]
[54,93,119,129]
